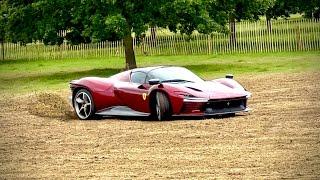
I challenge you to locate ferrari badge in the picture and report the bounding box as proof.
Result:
[142,93,147,100]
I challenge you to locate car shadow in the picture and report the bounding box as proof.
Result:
[93,113,240,122]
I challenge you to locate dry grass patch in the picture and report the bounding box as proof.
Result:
[27,92,75,120]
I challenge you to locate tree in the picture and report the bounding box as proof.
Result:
[296,0,320,19]
[0,1,8,60]
[0,1,272,67]
[213,0,274,46]
[3,0,232,68]
[265,0,298,32]
[265,0,319,32]
[266,0,296,20]
[266,0,320,20]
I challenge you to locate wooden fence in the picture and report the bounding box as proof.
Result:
[1,18,320,60]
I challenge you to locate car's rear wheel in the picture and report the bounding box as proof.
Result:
[155,91,171,120]
[73,89,95,120]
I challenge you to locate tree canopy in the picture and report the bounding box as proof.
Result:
[2,0,235,68]
[1,0,318,69]
[0,1,7,42]
[266,0,320,19]
[215,0,273,21]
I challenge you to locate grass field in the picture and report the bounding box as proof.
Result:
[0,52,320,178]
[0,51,320,94]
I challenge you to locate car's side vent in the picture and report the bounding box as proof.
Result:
[186,86,202,92]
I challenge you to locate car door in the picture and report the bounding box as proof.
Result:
[114,71,151,113]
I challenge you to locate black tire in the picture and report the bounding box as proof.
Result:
[228,113,236,117]
[154,91,171,120]
[73,89,95,120]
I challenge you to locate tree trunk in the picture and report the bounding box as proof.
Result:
[0,40,4,61]
[229,17,236,48]
[123,33,137,70]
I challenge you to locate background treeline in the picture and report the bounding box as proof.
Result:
[2,18,319,60]
[0,0,319,67]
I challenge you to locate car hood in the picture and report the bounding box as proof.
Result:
[169,81,249,99]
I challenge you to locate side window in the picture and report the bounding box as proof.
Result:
[145,74,155,83]
[131,72,147,84]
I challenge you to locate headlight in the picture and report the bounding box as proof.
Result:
[175,91,195,98]
[178,93,196,99]
[175,91,208,102]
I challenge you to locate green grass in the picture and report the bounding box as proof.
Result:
[0,51,319,94]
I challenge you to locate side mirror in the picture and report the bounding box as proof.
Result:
[226,74,234,79]
[138,84,146,89]
[148,79,160,85]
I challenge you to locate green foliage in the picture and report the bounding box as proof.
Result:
[0,1,8,41]
[266,0,297,19]
[266,0,320,19]
[159,0,228,34]
[212,0,274,21]
[298,0,320,18]
[3,0,34,44]
[2,0,237,68]
[2,0,232,45]
[2,0,318,69]
[2,18,320,61]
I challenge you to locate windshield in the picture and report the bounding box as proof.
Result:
[148,67,204,83]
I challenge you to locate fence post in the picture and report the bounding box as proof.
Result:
[208,35,211,55]
[312,19,320,50]
[296,20,302,51]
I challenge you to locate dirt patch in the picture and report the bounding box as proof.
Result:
[0,72,320,179]
[27,92,76,120]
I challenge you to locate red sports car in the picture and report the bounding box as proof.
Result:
[70,66,251,120]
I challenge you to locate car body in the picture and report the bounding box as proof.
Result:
[70,66,251,120]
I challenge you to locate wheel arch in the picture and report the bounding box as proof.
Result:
[149,89,172,115]
[72,86,94,107]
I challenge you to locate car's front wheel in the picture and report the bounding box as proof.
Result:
[73,89,95,120]
[155,91,171,120]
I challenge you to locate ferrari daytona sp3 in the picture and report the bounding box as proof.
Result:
[70,66,251,120]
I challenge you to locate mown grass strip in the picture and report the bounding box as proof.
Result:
[0,52,319,94]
